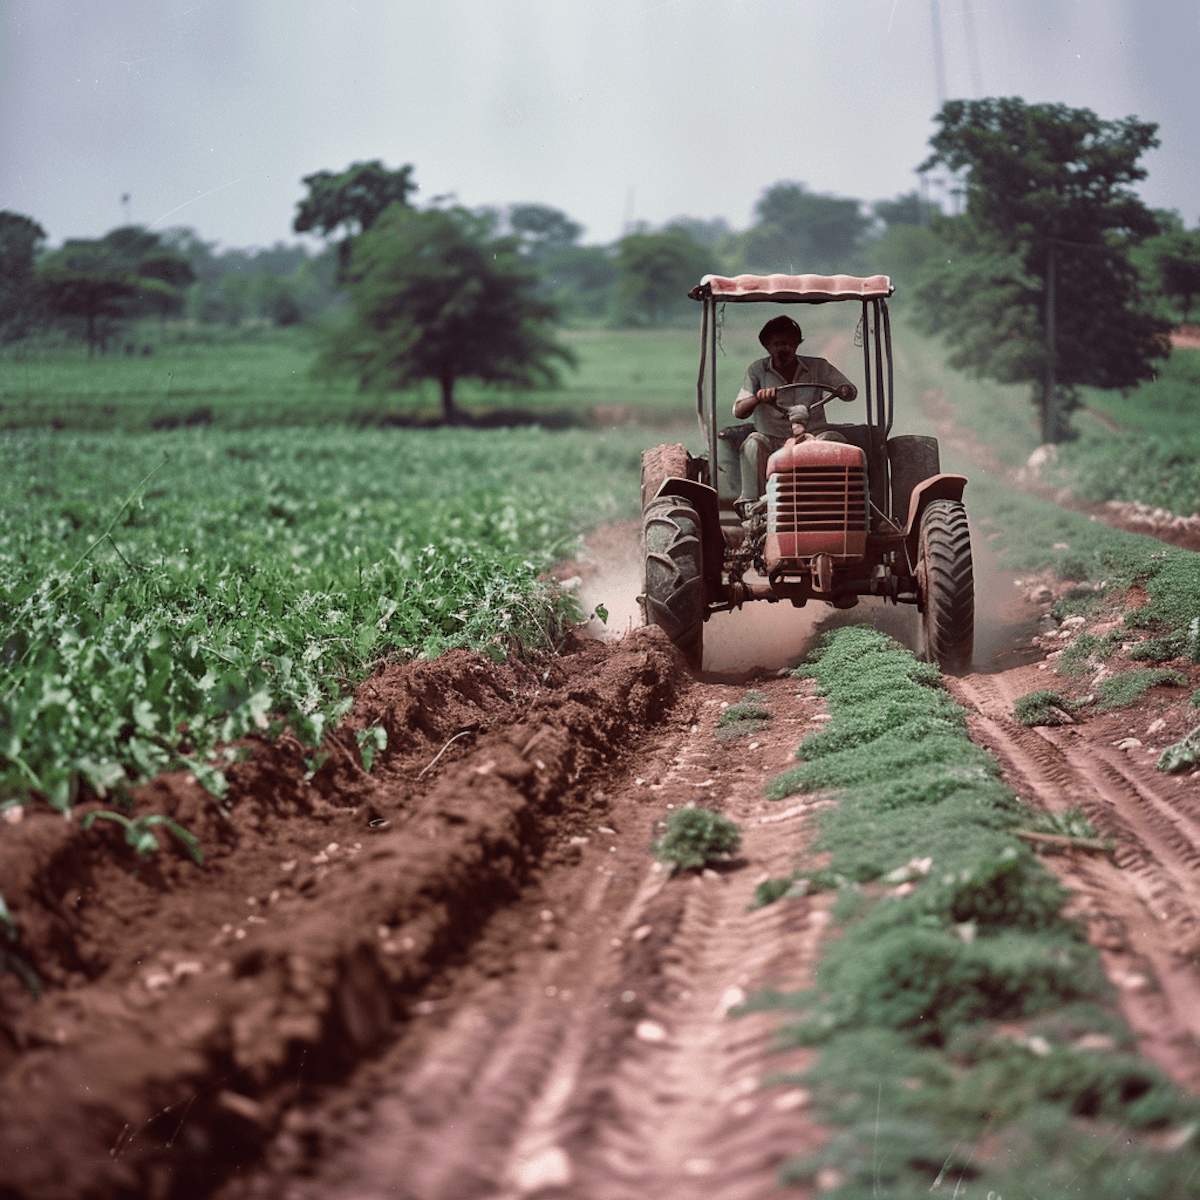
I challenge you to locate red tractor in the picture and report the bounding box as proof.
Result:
[639,273,973,671]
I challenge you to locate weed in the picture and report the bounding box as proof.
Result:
[1096,668,1187,710]
[1016,804,1105,842]
[715,689,772,743]
[355,724,387,772]
[1012,689,1087,726]
[1158,725,1200,774]
[79,810,204,864]
[650,807,741,872]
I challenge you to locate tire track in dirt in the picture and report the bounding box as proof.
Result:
[949,673,1200,1090]
[233,673,836,1200]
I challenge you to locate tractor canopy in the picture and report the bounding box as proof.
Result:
[688,273,893,304]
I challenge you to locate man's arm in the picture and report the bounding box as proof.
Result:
[732,364,763,419]
[808,356,857,401]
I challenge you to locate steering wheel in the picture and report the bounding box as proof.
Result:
[760,382,847,434]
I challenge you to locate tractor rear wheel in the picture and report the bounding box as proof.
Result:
[642,495,704,670]
[917,498,974,672]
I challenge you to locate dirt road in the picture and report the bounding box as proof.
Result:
[3,520,1200,1199]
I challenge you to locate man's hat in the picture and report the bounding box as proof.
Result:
[759,315,803,347]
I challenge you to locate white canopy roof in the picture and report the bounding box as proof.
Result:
[690,273,894,303]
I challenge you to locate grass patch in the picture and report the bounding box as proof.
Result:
[1012,689,1087,726]
[715,689,772,743]
[747,626,1200,1194]
[650,807,742,872]
[1096,668,1187,710]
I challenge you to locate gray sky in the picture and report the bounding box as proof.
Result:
[2,0,1197,251]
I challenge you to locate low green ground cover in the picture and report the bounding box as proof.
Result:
[715,689,773,743]
[1,424,645,808]
[650,807,742,872]
[751,627,1200,1197]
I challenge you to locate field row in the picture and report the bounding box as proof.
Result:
[1,425,647,808]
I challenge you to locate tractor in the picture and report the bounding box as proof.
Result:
[639,272,974,672]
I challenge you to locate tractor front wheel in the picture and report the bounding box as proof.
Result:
[642,496,704,670]
[917,498,974,672]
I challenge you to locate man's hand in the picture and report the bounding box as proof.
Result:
[837,383,857,402]
[755,387,777,403]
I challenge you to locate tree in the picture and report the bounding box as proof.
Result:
[915,97,1169,442]
[0,211,47,340]
[614,226,711,327]
[317,203,574,423]
[35,227,196,353]
[737,182,869,274]
[1149,230,1200,323]
[508,204,583,263]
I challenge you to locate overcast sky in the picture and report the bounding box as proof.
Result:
[2,1,1197,252]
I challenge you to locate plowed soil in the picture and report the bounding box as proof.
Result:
[4,519,1200,1199]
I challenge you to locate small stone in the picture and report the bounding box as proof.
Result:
[632,924,652,940]
[510,1146,572,1191]
[774,1088,810,1110]
[635,1020,668,1042]
[1146,718,1167,736]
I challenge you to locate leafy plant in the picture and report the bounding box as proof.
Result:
[355,725,387,773]
[650,807,741,872]
[1158,725,1200,775]
[1096,668,1187,710]
[79,810,204,864]
[1012,689,1086,726]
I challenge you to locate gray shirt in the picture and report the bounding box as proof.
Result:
[734,354,854,438]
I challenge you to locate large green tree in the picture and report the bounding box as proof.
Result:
[318,203,574,423]
[737,182,869,274]
[614,225,711,326]
[0,211,47,340]
[36,226,196,353]
[915,97,1169,442]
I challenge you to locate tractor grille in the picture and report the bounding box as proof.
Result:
[768,465,868,534]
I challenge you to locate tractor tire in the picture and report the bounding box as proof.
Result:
[641,443,691,511]
[917,498,974,672]
[642,496,705,670]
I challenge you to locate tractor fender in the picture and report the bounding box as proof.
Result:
[904,473,969,563]
[652,477,723,598]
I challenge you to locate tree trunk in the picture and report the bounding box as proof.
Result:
[439,369,459,425]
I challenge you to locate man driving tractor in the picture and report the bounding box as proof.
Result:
[732,315,857,519]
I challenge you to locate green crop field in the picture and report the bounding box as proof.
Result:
[1,423,646,808]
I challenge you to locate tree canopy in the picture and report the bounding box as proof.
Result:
[35,226,196,353]
[737,182,869,274]
[614,226,711,326]
[293,160,417,239]
[317,203,575,423]
[915,97,1169,442]
[1147,230,1200,324]
[0,211,47,340]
